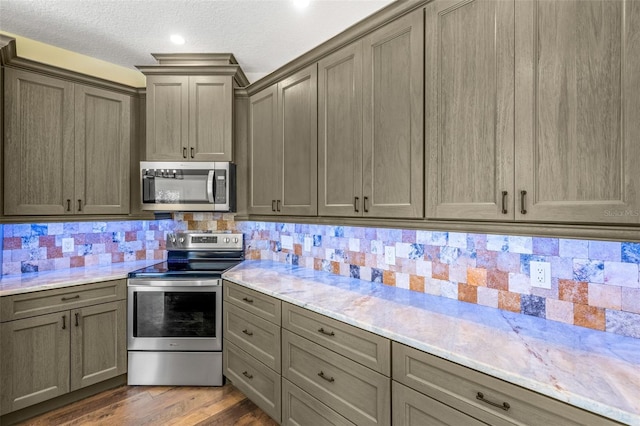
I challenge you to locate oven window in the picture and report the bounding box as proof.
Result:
[133,291,216,337]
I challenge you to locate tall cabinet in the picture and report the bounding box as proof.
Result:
[248,64,318,216]
[4,68,131,216]
[426,0,640,225]
[319,9,424,218]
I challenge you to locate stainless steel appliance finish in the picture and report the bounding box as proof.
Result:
[127,231,243,386]
[140,161,236,212]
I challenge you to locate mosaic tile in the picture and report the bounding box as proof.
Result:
[21,262,38,273]
[573,259,604,283]
[458,283,477,304]
[487,235,509,252]
[402,230,416,243]
[487,270,508,291]
[604,261,639,288]
[559,279,588,304]
[396,272,410,289]
[606,310,640,338]
[408,244,425,260]
[432,262,449,281]
[476,250,498,269]
[448,232,467,249]
[349,265,360,279]
[440,281,458,300]
[439,246,460,265]
[621,288,640,314]
[449,264,467,284]
[498,291,521,313]
[621,242,640,264]
[359,266,372,282]
[321,260,333,273]
[371,268,383,283]
[415,259,432,278]
[423,246,440,261]
[521,294,545,318]
[574,304,605,331]
[47,223,64,235]
[545,298,574,325]
[508,236,533,254]
[313,235,322,247]
[415,230,431,244]
[31,224,47,236]
[549,256,574,280]
[532,237,559,256]
[467,267,487,287]
[348,238,360,252]
[588,283,622,310]
[589,241,622,262]
[497,252,521,273]
[424,278,442,296]
[395,242,412,259]
[508,273,531,294]
[559,239,589,258]
[476,286,499,308]
[430,232,448,246]
[409,275,425,292]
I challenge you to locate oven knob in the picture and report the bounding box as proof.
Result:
[179,237,185,244]
[224,237,230,243]
[169,234,176,244]
[233,238,238,243]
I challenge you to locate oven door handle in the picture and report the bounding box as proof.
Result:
[207,170,215,204]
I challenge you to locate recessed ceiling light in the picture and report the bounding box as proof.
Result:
[170,34,185,45]
[293,0,310,9]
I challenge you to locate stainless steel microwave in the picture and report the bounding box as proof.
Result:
[140,161,235,212]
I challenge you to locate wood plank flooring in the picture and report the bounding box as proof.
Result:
[15,383,278,426]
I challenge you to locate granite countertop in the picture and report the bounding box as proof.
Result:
[0,260,161,296]
[223,260,640,425]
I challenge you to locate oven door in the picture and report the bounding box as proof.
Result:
[127,279,222,352]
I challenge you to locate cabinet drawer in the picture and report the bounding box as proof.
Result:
[223,280,281,325]
[282,379,355,426]
[223,340,281,423]
[224,301,281,372]
[282,330,390,426]
[282,302,390,375]
[392,380,485,426]
[392,342,622,426]
[0,280,126,322]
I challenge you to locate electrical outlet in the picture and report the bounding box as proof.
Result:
[304,237,312,253]
[384,246,396,265]
[281,235,294,251]
[62,238,75,253]
[530,261,551,289]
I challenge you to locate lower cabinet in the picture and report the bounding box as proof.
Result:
[282,379,355,426]
[0,281,127,415]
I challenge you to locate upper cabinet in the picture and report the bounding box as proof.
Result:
[248,64,318,216]
[319,9,424,218]
[138,54,249,162]
[426,0,640,225]
[4,68,131,216]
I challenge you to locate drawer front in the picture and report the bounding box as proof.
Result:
[392,381,485,426]
[223,280,281,325]
[283,302,390,376]
[282,330,390,426]
[0,280,126,322]
[223,340,281,423]
[282,379,355,426]
[392,342,622,426]
[224,301,281,372]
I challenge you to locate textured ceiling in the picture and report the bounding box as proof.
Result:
[0,0,396,83]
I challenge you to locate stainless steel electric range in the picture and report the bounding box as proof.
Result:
[126,231,243,386]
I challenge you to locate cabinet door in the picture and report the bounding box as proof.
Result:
[249,85,280,214]
[75,85,131,214]
[145,75,189,160]
[70,300,126,390]
[3,68,74,215]
[0,312,70,414]
[515,0,640,224]
[425,0,515,220]
[362,10,424,218]
[189,75,233,161]
[278,64,318,216]
[318,42,364,217]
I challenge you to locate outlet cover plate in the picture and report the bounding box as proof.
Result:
[303,237,312,253]
[281,235,294,251]
[62,238,75,253]
[530,261,551,289]
[384,246,396,265]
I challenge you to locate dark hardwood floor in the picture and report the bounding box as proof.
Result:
[16,383,278,426]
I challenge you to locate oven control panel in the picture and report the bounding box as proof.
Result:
[166,232,243,251]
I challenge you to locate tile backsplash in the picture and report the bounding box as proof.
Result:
[3,213,639,339]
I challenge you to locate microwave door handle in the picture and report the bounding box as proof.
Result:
[207,170,215,204]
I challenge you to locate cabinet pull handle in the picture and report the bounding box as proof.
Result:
[242,371,253,379]
[183,147,187,158]
[520,190,527,214]
[277,200,281,212]
[62,315,67,330]
[476,392,510,411]
[242,297,254,304]
[77,199,82,212]
[242,329,253,336]
[364,196,369,213]
[317,327,335,337]
[317,371,335,383]
[66,199,71,211]
[190,147,195,158]
[75,312,79,327]
[272,200,276,212]
[354,197,359,213]
[61,295,80,301]
[501,191,508,214]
